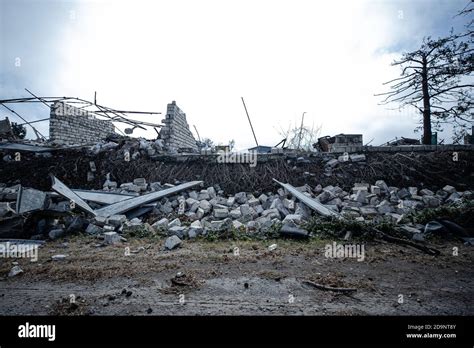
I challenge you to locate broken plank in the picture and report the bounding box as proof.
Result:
[51,176,96,216]
[95,181,203,218]
[272,179,340,218]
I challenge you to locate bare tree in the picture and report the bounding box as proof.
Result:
[376,29,473,144]
[201,138,214,149]
[277,120,322,152]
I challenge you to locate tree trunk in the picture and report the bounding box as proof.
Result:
[421,56,432,145]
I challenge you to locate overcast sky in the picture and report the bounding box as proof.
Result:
[0,0,471,149]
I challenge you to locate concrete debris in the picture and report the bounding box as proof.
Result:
[0,158,472,245]
[16,187,47,214]
[51,176,96,215]
[107,215,127,227]
[280,223,310,239]
[48,228,65,240]
[104,232,121,245]
[8,265,23,277]
[152,218,169,230]
[164,235,182,250]
[273,179,341,218]
[168,218,181,228]
[268,243,278,251]
[86,223,103,235]
[51,254,68,261]
[94,180,203,217]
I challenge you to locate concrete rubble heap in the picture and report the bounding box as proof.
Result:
[0,176,472,244]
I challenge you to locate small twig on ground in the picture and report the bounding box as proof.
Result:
[302,280,357,293]
[373,228,441,256]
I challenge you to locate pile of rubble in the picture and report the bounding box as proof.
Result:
[0,175,472,249]
[90,136,166,159]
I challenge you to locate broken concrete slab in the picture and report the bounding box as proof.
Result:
[95,180,203,218]
[72,190,135,205]
[16,186,47,214]
[273,179,340,218]
[51,176,96,216]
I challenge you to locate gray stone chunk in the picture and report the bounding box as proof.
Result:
[234,192,248,204]
[104,232,121,245]
[442,185,456,194]
[282,214,302,224]
[107,214,127,227]
[164,235,182,250]
[86,223,103,234]
[349,154,366,162]
[49,228,65,240]
[397,188,410,199]
[168,218,181,228]
[422,195,440,208]
[168,226,187,238]
[199,200,212,213]
[8,265,23,277]
[152,218,169,230]
[214,208,229,219]
[230,208,242,219]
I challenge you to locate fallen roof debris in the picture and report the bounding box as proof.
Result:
[94,180,203,217]
[51,176,96,216]
[16,186,47,214]
[273,179,341,218]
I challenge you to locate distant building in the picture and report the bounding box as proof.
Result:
[316,134,363,153]
[248,145,272,154]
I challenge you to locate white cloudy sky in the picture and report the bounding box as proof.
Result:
[0,0,471,149]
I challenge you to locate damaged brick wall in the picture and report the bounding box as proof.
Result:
[49,102,115,144]
[159,101,198,152]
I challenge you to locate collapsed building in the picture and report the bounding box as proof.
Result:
[0,93,473,248]
[0,96,200,154]
[49,101,116,145]
[159,101,199,153]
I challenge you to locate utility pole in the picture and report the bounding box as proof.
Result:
[297,112,306,150]
[193,125,201,143]
[241,97,259,147]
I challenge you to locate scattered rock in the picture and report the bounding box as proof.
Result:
[8,266,23,277]
[104,232,121,245]
[165,235,182,250]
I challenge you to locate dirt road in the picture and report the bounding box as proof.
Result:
[0,236,472,315]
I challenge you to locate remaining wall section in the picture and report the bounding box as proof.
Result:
[159,101,198,152]
[49,102,115,145]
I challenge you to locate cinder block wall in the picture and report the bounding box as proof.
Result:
[49,102,115,144]
[159,101,198,152]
